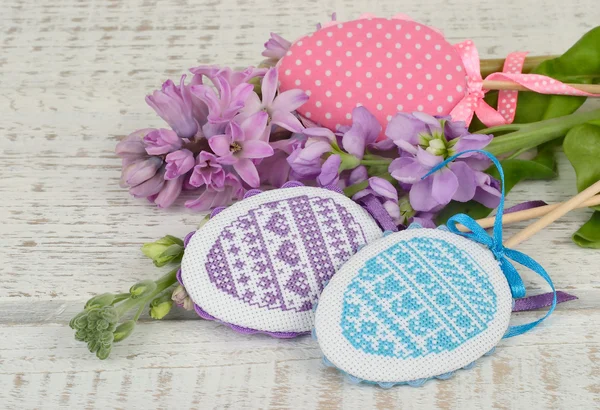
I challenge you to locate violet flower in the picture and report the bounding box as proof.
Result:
[185,174,245,211]
[262,33,292,59]
[165,149,195,180]
[257,135,306,187]
[143,129,183,156]
[242,68,308,132]
[386,112,498,212]
[146,75,203,139]
[190,65,266,89]
[115,128,155,166]
[153,176,184,208]
[189,151,225,189]
[191,76,254,126]
[209,112,273,187]
[340,106,381,159]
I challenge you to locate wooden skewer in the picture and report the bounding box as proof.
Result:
[504,180,600,248]
[483,79,600,95]
[457,195,600,233]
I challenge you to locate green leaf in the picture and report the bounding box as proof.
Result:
[436,144,558,224]
[471,26,600,131]
[572,212,600,249]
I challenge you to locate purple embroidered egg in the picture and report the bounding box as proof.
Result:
[180,186,382,336]
[277,16,468,137]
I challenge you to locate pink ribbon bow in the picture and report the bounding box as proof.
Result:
[450,40,600,127]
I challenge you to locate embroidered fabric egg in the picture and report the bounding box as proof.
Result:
[277,16,467,136]
[314,226,512,385]
[180,186,383,337]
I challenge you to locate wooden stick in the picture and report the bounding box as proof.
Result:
[479,55,557,77]
[504,180,600,248]
[483,79,600,95]
[457,195,600,233]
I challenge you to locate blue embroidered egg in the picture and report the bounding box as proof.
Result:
[314,226,512,385]
[181,186,383,337]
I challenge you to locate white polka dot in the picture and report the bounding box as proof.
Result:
[376,61,382,68]
[336,102,342,108]
[417,105,424,111]
[356,81,362,88]
[385,33,392,39]
[416,63,422,69]
[306,90,312,96]
[297,40,303,46]
[327,32,333,37]
[386,72,392,79]
[366,32,373,39]
[286,50,292,56]
[397,104,403,110]
[345,71,352,77]
[335,80,342,87]
[316,101,322,107]
[456,65,463,72]
[335,60,342,67]
[437,106,444,113]
[346,91,352,98]
[445,54,452,61]
[396,62,402,69]
[427,94,433,101]
[386,115,392,121]
[425,34,431,40]
[436,64,442,70]
[376,23,383,29]
[316,60,322,66]
[356,102,362,107]
[435,44,441,50]
[346,32,353,38]
[395,43,401,49]
[305,112,311,118]
[306,49,312,56]
[305,69,311,75]
[346,113,352,119]
[396,83,403,89]
[325,90,332,97]
[315,80,321,86]
[407,94,413,100]
[386,93,393,100]
[446,74,452,80]
[405,53,412,59]
[366,52,373,58]
[405,33,411,39]
[406,73,413,79]
[366,92,373,99]
[325,70,331,76]
[457,85,463,92]
[357,23,363,28]
[346,51,352,57]
[376,42,382,48]
[447,96,453,102]
[325,112,332,119]
[295,59,302,66]
[415,43,421,50]
[326,50,332,56]
[356,41,363,48]
[295,79,301,86]
[366,72,372,78]
[376,82,382,89]
[316,40,322,46]
[285,69,292,75]
[336,41,342,47]
[417,83,423,90]
[425,74,432,80]
[356,61,363,67]
[436,84,443,91]
[376,104,383,111]
[425,54,432,60]
[415,25,421,31]
[395,24,402,30]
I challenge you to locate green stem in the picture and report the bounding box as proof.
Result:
[360,159,392,166]
[343,181,369,197]
[487,109,600,156]
[478,123,522,135]
[115,267,179,319]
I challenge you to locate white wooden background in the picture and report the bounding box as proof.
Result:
[2,0,600,408]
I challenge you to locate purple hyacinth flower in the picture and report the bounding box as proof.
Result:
[129,167,166,199]
[115,128,155,163]
[189,151,226,188]
[287,137,332,179]
[185,173,245,211]
[190,65,266,89]
[146,75,201,139]
[317,154,342,186]
[123,157,164,186]
[262,33,292,59]
[144,129,183,156]
[257,135,305,187]
[473,171,502,208]
[164,149,195,180]
[153,175,185,208]
[209,112,273,187]
[243,68,308,132]
[385,112,442,154]
[191,76,254,126]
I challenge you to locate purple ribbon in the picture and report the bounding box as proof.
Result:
[358,194,399,232]
[512,291,577,312]
[505,200,548,214]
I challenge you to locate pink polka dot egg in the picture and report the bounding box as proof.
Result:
[277,15,468,137]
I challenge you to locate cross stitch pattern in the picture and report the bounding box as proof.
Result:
[182,187,383,333]
[314,227,512,383]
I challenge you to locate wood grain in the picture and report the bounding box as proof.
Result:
[2,0,600,408]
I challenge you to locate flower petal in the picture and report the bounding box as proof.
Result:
[233,158,260,187]
[272,89,309,112]
[416,147,443,168]
[317,154,341,186]
[431,168,458,206]
[453,133,493,152]
[303,127,336,141]
[389,157,428,184]
[449,161,477,202]
[298,139,332,161]
[350,106,381,144]
[385,112,429,146]
[271,111,304,132]
[241,111,269,140]
[261,68,278,106]
[409,178,440,212]
[369,177,398,201]
[209,134,233,157]
[242,140,274,159]
[155,176,184,208]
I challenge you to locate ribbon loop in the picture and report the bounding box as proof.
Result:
[423,149,557,338]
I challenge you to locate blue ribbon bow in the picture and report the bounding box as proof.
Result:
[423,149,557,338]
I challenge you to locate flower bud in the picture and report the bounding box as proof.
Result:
[85,293,116,310]
[141,235,185,267]
[99,331,114,346]
[97,345,112,360]
[150,293,174,320]
[99,306,119,323]
[70,311,89,330]
[172,285,194,311]
[129,280,157,299]
[113,320,136,343]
